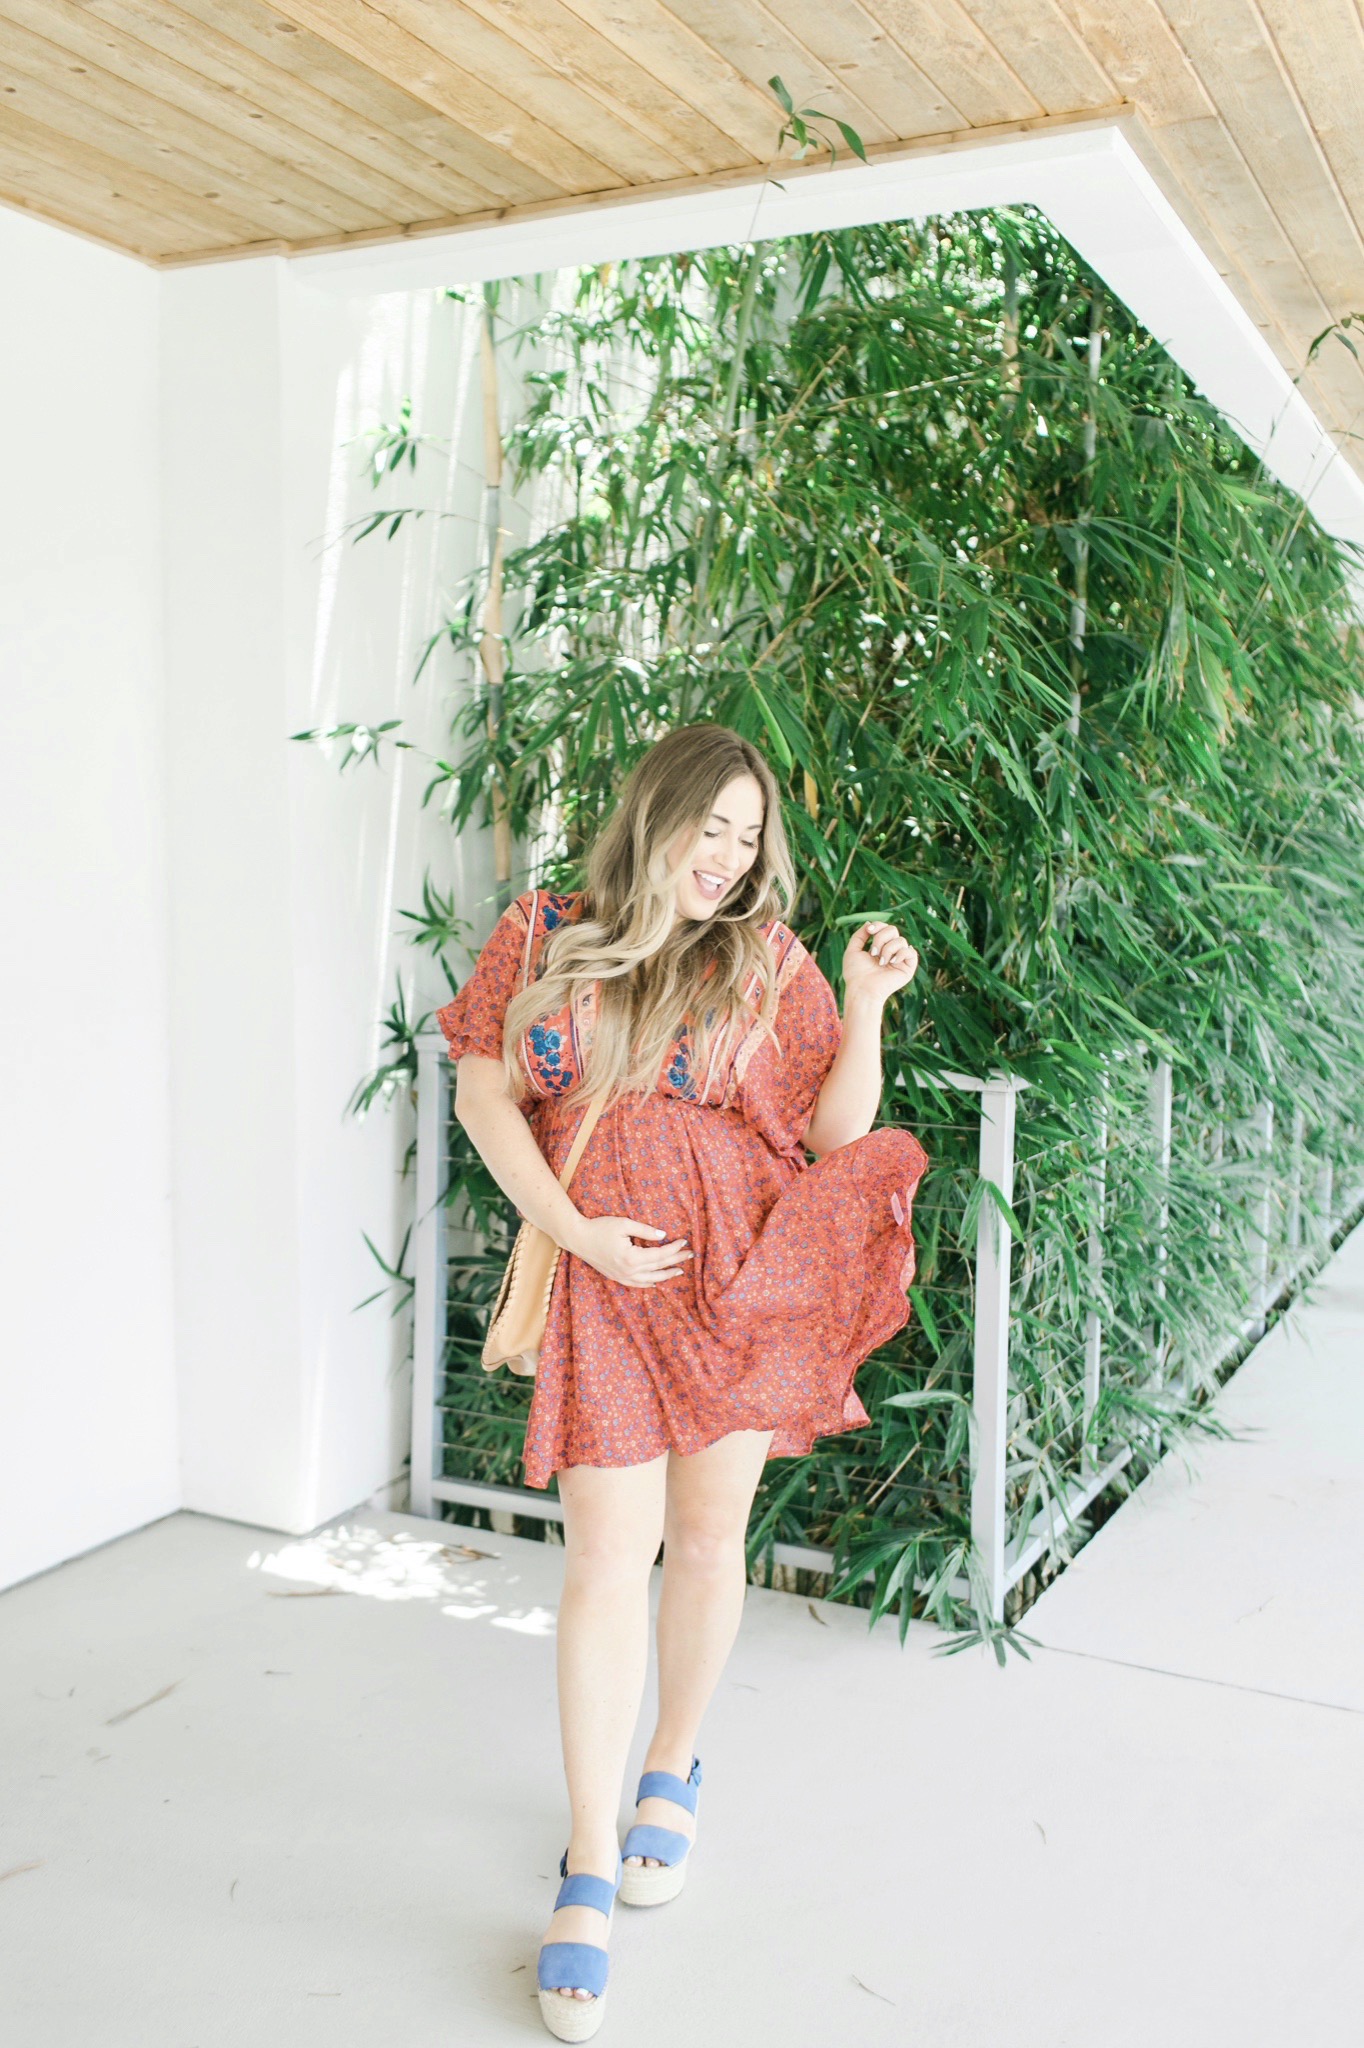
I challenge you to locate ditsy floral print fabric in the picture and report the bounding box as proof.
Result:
[437,889,929,1488]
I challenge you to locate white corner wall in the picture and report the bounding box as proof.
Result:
[2,214,487,1587]
[160,260,486,1537]
[0,208,178,1591]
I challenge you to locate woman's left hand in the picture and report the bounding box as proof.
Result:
[843,920,919,1001]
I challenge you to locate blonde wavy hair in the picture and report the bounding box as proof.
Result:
[501,723,799,1110]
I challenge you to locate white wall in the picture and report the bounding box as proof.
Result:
[0,209,178,1590]
[161,262,509,1536]
[1,213,513,1584]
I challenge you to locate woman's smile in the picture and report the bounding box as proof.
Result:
[666,768,766,922]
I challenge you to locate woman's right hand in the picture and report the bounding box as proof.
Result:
[567,1215,694,1287]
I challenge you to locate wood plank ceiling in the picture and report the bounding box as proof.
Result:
[4,2,1364,470]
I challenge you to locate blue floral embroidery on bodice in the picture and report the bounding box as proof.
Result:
[519,891,787,1103]
[666,1021,699,1099]
[539,892,576,936]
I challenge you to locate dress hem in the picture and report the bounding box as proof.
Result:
[519,1390,885,1491]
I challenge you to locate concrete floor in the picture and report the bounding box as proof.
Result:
[4,1228,1364,2048]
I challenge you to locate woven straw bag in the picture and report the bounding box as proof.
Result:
[480,891,606,1378]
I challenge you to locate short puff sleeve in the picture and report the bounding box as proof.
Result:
[739,938,843,1157]
[435,894,532,1064]
[776,945,843,1142]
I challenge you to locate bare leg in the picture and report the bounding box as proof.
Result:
[543,1454,668,2000]
[626,1428,774,1867]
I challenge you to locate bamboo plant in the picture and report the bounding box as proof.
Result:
[302,201,1364,1652]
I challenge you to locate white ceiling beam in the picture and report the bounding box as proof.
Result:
[293,114,1364,560]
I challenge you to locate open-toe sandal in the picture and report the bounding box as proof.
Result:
[618,1755,701,1907]
[537,1850,622,2042]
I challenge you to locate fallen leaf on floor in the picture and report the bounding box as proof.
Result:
[229,1880,239,1901]
[510,1963,526,1973]
[1034,1821,1047,1844]
[105,1680,183,1726]
[1,1862,43,1883]
[852,1974,896,2005]
[266,1587,345,1598]
[438,1543,496,1562]
[807,1601,828,1625]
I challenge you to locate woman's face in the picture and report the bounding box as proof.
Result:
[664,771,766,922]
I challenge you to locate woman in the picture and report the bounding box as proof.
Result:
[437,722,926,2040]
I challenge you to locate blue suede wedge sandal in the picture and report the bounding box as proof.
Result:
[618,1755,702,1906]
[537,1850,623,2043]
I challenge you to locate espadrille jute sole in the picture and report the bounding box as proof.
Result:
[618,1854,689,1907]
[537,1983,610,2043]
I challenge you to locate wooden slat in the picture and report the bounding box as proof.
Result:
[1051,3,1364,412]
[1139,117,1364,431]
[0,118,198,255]
[265,0,622,194]
[0,0,480,223]
[398,0,757,174]
[368,1,714,183]
[0,11,396,235]
[0,72,340,244]
[741,0,968,137]
[559,0,865,157]
[0,103,254,250]
[1156,0,1364,311]
[960,0,1116,114]
[1046,1,1296,354]
[1256,0,1364,250]
[363,0,684,185]
[863,1,1043,128]
[135,0,549,210]
[1051,0,1207,118]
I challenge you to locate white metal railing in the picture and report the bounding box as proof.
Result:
[410,1029,1363,1619]
[955,1058,1362,1618]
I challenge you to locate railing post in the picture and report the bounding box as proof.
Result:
[410,1032,450,1520]
[1315,1156,1335,1245]
[1081,1074,1107,1473]
[1249,1098,1275,1336]
[1148,1058,1173,1381]
[971,1072,1023,1625]
[1286,1105,1306,1258]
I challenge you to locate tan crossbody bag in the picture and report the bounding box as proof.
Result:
[480,892,607,1378]
[480,1091,606,1377]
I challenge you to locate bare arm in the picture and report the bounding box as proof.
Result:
[454,1056,692,1288]
[801,920,919,1161]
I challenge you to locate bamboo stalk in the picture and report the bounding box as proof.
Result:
[1068,287,1104,739]
[686,242,765,692]
[479,284,513,906]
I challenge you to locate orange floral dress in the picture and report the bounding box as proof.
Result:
[436,888,929,1489]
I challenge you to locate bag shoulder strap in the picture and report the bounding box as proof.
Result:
[519,889,539,990]
[519,888,604,1190]
[557,1091,607,1189]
